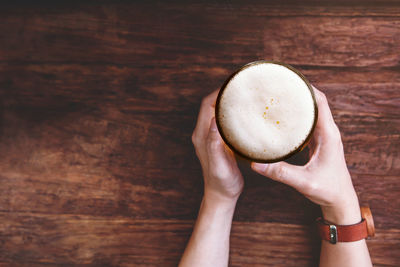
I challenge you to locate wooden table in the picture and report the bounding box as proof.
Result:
[0,1,399,266]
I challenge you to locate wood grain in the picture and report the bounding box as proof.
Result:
[1,5,399,67]
[0,1,399,266]
[1,213,398,267]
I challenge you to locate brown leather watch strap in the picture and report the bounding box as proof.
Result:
[317,217,368,243]
[316,206,374,244]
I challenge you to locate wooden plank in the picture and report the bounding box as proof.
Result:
[1,64,399,114]
[0,7,399,67]
[0,213,398,266]
[0,65,398,174]
[0,63,398,226]
[169,2,400,17]
[2,2,400,18]
[0,156,398,228]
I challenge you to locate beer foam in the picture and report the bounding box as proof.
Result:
[217,62,316,161]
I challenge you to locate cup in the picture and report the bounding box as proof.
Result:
[215,60,318,163]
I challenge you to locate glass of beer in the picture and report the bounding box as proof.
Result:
[216,60,318,163]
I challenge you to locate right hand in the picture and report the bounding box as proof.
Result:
[192,90,244,206]
[251,86,361,224]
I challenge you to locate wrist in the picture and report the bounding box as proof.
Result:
[203,190,238,213]
[322,206,361,225]
[321,193,361,225]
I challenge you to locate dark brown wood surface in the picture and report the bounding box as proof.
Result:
[0,1,399,266]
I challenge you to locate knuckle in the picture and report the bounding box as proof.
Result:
[274,165,287,179]
[305,180,319,195]
[191,132,200,146]
[207,137,220,152]
[213,167,229,180]
[319,92,327,101]
[327,124,342,141]
[318,92,328,106]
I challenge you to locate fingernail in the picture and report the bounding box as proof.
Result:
[251,162,267,172]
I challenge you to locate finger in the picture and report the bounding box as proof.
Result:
[311,85,340,144]
[312,86,334,121]
[203,90,220,107]
[193,90,220,142]
[206,118,234,178]
[251,161,305,190]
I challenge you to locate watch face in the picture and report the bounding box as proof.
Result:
[361,206,375,237]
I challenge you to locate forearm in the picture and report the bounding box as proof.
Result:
[319,192,373,267]
[179,193,237,267]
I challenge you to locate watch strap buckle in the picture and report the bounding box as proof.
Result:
[329,225,337,244]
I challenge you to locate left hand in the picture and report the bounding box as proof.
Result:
[191,90,244,204]
[251,86,360,224]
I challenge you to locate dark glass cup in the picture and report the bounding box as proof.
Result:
[215,60,318,163]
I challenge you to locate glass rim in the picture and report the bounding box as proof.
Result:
[215,60,319,163]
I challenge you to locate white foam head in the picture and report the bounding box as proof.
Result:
[217,62,317,162]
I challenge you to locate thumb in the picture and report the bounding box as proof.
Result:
[251,161,305,190]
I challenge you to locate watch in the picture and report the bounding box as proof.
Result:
[316,206,375,244]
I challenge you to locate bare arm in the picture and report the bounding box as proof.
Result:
[179,91,244,267]
[179,194,237,267]
[252,86,373,267]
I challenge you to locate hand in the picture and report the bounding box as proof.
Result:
[251,86,361,224]
[192,90,244,205]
